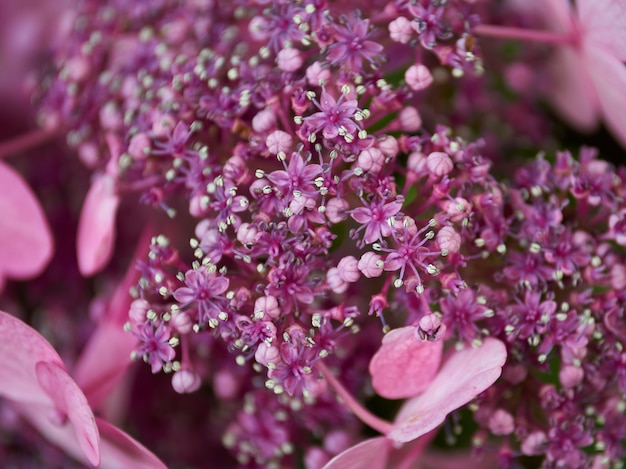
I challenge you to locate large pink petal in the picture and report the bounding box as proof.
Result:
[0,310,64,404]
[577,0,626,61]
[322,437,390,469]
[585,44,626,148]
[388,338,506,443]
[545,47,599,131]
[77,174,120,276]
[35,361,100,466]
[369,327,443,399]
[16,405,164,469]
[0,161,53,281]
[96,417,167,469]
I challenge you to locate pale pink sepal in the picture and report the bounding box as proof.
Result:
[577,0,626,61]
[96,417,167,469]
[0,161,53,282]
[369,327,443,399]
[77,174,120,276]
[0,310,64,404]
[322,437,390,469]
[586,44,626,148]
[389,338,507,443]
[35,361,101,466]
[546,46,599,132]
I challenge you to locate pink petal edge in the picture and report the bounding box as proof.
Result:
[389,338,507,443]
[322,437,390,469]
[96,417,167,469]
[369,326,443,399]
[0,161,53,280]
[35,361,101,466]
[77,174,120,277]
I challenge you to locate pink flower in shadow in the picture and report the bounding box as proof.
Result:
[323,329,507,469]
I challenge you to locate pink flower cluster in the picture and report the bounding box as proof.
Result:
[1,0,625,468]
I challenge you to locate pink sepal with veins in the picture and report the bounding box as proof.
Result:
[545,0,626,147]
[324,330,507,469]
[0,310,166,468]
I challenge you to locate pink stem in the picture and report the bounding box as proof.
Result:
[474,24,574,46]
[316,360,393,435]
[0,128,56,159]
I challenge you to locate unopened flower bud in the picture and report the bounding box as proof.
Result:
[254,295,281,319]
[327,267,348,294]
[426,151,454,177]
[358,252,384,278]
[337,256,360,283]
[266,130,292,154]
[277,48,303,72]
[405,64,433,91]
[437,226,461,254]
[172,369,202,394]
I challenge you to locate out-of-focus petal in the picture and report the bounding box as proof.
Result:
[369,327,443,399]
[577,0,626,61]
[77,174,120,276]
[545,47,599,132]
[0,161,53,281]
[73,228,151,408]
[0,310,63,404]
[16,406,166,469]
[389,338,506,443]
[586,44,626,148]
[322,437,389,469]
[35,361,101,466]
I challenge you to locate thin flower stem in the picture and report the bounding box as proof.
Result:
[0,128,56,160]
[474,24,574,46]
[316,360,394,435]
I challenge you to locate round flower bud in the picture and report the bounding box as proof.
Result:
[128,132,151,160]
[254,295,281,319]
[488,409,515,436]
[357,147,385,173]
[337,256,360,283]
[277,48,303,72]
[426,151,454,177]
[255,342,280,368]
[129,299,150,324]
[398,106,422,131]
[389,17,412,44]
[437,225,461,254]
[405,64,433,91]
[326,267,348,294]
[171,312,193,334]
[358,252,384,278]
[252,108,277,133]
[325,198,349,223]
[266,130,292,154]
[172,369,202,394]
